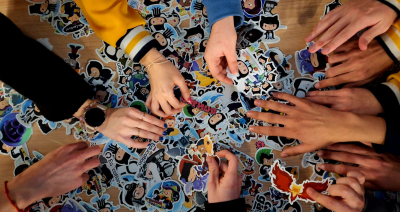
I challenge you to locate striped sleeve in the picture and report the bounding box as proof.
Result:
[378,0,400,17]
[74,0,157,62]
[377,19,400,63]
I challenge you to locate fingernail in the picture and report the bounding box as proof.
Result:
[281,153,288,158]
[159,137,163,141]
[163,132,167,135]
[249,126,254,131]
[306,188,315,196]
[320,164,325,170]
[164,124,167,128]
[254,100,261,106]
[315,83,320,89]
[306,92,313,97]
[273,92,279,97]
[247,111,253,116]
[317,150,324,156]
[322,48,329,55]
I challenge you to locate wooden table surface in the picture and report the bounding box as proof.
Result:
[0,0,348,211]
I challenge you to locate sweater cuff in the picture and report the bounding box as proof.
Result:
[371,82,400,116]
[117,26,158,62]
[378,0,400,18]
[205,198,246,212]
[202,0,244,29]
[376,35,399,63]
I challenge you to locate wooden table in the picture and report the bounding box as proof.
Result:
[0,0,348,211]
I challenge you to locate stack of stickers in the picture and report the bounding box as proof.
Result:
[0,0,394,211]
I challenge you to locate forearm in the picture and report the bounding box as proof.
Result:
[345,113,386,145]
[0,179,36,212]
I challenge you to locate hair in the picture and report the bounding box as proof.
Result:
[119,86,128,95]
[100,165,113,188]
[260,153,273,163]
[97,199,113,212]
[143,0,161,6]
[208,113,226,132]
[243,0,262,15]
[152,28,174,50]
[313,51,328,70]
[124,182,146,206]
[14,164,29,176]
[184,25,204,40]
[161,181,180,202]
[180,162,195,183]
[260,15,280,31]
[87,60,112,81]
[199,39,207,53]
[258,56,267,64]
[133,64,142,71]
[124,67,133,75]
[148,8,167,31]
[197,138,204,146]
[237,60,250,80]
[29,1,56,15]
[118,76,127,84]
[95,85,110,102]
[266,62,275,71]
[252,86,261,95]
[107,143,130,165]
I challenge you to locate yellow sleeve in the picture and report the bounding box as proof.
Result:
[378,18,400,63]
[74,0,157,62]
[387,71,400,91]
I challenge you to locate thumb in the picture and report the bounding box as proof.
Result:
[307,188,322,201]
[225,49,238,75]
[207,156,220,188]
[281,144,312,158]
[359,24,386,50]
[175,76,191,103]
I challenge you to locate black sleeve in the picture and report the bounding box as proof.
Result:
[204,198,246,212]
[370,84,400,155]
[0,13,93,121]
[363,191,400,212]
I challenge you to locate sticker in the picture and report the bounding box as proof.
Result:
[81,60,115,86]
[321,0,341,19]
[269,161,331,204]
[295,42,329,76]
[255,148,274,182]
[145,180,184,212]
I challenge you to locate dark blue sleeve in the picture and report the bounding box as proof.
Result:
[202,0,244,29]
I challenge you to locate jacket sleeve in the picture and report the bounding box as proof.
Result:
[74,0,158,62]
[363,191,400,212]
[371,72,400,155]
[376,18,400,63]
[0,13,93,122]
[204,198,246,212]
[202,0,244,29]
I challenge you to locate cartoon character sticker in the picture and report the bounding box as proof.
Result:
[145,180,184,212]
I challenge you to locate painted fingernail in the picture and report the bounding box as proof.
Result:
[159,137,163,141]
[315,83,320,89]
[281,153,288,158]
[163,131,167,135]
[164,124,167,128]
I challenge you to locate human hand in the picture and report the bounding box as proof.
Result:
[307,171,365,212]
[204,16,238,85]
[306,88,383,115]
[6,142,101,209]
[97,107,165,148]
[207,150,241,203]
[318,143,400,191]
[247,92,386,157]
[306,0,397,54]
[141,48,191,117]
[314,39,393,89]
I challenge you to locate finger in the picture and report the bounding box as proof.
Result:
[130,128,162,142]
[307,188,350,212]
[119,136,150,149]
[68,141,89,151]
[136,120,164,136]
[253,99,293,114]
[247,111,288,125]
[364,181,380,190]
[128,108,165,129]
[333,39,359,54]
[220,162,229,173]
[328,51,353,65]
[215,70,234,85]
[306,12,341,44]
[310,19,349,53]
[281,144,318,158]
[316,71,359,89]
[328,184,360,203]
[165,91,186,110]
[82,158,101,172]
[326,143,376,156]
[249,126,288,137]
[346,171,366,186]
[336,175,364,196]
[343,77,375,88]
[359,24,387,50]
[325,63,354,79]
[225,49,238,75]
[78,145,101,160]
[159,98,177,116]
[323,25,361,55]
[215,150,238,176]
[150,95,167,117]
[319,163,361,176]
[175,76,192,102]
[306,90,340,97]
[207,156,220,187]
[318,150,377,166]
[273,92,308,107]
[81,173,90,185]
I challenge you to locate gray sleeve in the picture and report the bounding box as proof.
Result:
[363,191,400,212]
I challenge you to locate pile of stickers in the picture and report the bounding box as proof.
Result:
[0,0,392,211]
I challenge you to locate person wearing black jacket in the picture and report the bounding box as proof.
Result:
[0,13,165,148]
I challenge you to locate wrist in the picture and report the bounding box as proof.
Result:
[7,178,37,209]
[212,16,234,33]
[347,113,386,145]
[139,48,164,67]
